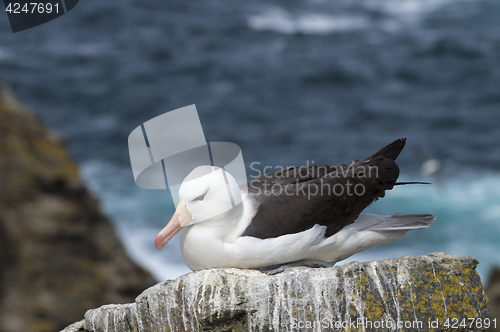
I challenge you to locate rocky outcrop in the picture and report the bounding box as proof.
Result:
[486,267,500,331]
[62,252,489,332]
[0,80,156,332]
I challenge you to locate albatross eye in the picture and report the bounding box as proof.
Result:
[193,192,208,201]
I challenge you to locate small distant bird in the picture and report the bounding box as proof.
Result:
[414,145,446,193]
[155,138,435,274]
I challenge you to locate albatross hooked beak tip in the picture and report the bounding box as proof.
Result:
[155,200,190,250]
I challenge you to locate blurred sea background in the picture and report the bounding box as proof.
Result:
[1,0,499,283]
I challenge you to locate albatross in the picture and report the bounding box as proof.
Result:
[155,138,435,273]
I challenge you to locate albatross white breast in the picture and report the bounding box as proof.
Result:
[155,138,435,273]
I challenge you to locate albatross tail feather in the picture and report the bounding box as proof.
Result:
[367,138,407,161]
[363,213,435,231]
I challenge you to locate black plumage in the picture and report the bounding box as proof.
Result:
[242,138,407,239]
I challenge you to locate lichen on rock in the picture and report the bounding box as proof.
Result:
[64,252,490,332]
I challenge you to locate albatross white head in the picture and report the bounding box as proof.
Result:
[155,165,243,250]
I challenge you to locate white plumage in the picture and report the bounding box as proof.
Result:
[156,165,435,273]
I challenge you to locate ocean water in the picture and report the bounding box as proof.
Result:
[1,0,499,282]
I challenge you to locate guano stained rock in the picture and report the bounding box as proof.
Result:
[63,252,490,332]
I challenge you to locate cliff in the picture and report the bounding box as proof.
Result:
[0,80,156,332]
[63,252,490,332]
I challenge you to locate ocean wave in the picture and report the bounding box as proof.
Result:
[248,7,370,35]
[364,170,500,283]
[116,224,191,281]
[247,0,473,35]
[365,0,465,18]
[0,48,13,61]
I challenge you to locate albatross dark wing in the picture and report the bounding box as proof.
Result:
[241,139,406,239]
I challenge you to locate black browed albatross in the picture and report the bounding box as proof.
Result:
[155,138,435,273]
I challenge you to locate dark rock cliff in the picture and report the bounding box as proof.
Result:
[0,80,155,332]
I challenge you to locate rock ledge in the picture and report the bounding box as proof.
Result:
[63,252,489,332]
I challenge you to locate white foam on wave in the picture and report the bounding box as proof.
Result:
[116,224,191,281]
[248,7,370,35]
[370,170,500,283]
[247,0,473,35]
[367,0,461,17]
[363,0,474,32]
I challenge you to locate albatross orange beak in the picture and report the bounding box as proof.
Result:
[155,200,191,250]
